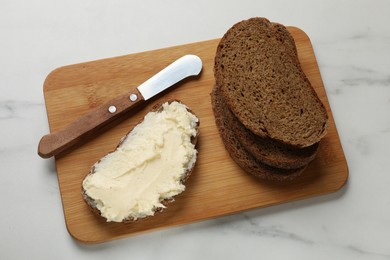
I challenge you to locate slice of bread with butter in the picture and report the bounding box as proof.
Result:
[82,101,199,222]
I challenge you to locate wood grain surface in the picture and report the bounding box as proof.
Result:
[42,27,348,243]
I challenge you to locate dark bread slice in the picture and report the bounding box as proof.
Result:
[215,85,319,169]
[214,17,328,148]
[82,100,199,223]
[211,85,306,182]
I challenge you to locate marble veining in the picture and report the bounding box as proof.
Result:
[251,210,389,258]
[341,75,390,88]
[347,245,390,259]
[0,100,44,120]
[238,213,315,245]
[209,212,390,258]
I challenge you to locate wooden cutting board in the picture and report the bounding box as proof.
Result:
[43,26,348,243]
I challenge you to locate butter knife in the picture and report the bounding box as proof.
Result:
[38,54,202,158]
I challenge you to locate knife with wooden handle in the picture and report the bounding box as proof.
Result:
[38,54,203,158]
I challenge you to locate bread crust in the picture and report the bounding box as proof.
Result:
[214,17,328,148]
[82,100,199,223]
[214,85,319,169]
[211,85,306,182]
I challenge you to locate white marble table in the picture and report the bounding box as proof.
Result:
[2,0,389,259]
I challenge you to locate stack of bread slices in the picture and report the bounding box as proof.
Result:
[211,17,329,182]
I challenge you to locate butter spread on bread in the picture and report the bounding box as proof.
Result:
[82,101,199,222]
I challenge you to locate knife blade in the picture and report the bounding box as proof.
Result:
[38,54,203,158]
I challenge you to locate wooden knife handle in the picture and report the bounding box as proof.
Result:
[38,88,144,158]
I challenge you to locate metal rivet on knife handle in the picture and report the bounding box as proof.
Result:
[108,105,117,113]
[130,93,138,102]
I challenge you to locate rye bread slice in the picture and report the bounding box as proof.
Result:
[211,85,306,182]
[214,85,319,169]
[214,17,328,148]
[82,101,199,223]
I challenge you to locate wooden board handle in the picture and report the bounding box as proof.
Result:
[38,88,144,158]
